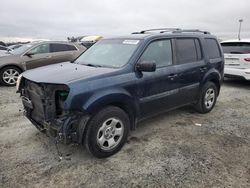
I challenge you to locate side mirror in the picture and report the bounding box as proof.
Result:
[25,52,34,57]
[136,61,156,72]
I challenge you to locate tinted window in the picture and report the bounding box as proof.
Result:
[205,39,221,59]
[140,40,172,67]
[176,38,201,64]
[221,42,250,54]
[67,44,77,51]
[51,44,69,52]
[29,44,50,54]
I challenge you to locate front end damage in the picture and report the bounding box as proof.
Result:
[18,78,89,144]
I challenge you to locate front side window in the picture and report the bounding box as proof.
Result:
[221,42,250,54]
[76,39,140,68]
[176,38,201,64]
[139,40,172,67]
[29,44,50,54]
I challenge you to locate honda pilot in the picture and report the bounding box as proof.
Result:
[17,29,224,158]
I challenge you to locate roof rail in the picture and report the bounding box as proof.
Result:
[132,28,181,34]
[132,28,210,35]
[172,29,210,34]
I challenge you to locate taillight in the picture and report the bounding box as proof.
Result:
[244,58,250,62]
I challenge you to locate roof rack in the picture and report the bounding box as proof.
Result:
[172,29,210,34]
[132,28,210,35]
[132,28,181,34]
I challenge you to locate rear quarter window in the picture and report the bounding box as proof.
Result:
[205,38,221,59]
[67,44,77,51]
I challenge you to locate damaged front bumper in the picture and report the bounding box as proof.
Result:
[20,79,89,144]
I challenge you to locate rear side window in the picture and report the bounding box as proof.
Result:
[140,39,172,67]
[51,44,69,52]
[175,38,202,64]
[205,39,221,59]
[221,42,250,54]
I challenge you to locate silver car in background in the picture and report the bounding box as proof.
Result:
[0,41,86,86]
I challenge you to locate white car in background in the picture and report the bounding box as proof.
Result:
[221,39,250,80]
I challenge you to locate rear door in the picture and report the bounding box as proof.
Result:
[173,37,206,104]
[221,42,250,69]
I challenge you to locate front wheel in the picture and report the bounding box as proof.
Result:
[194,82,218,113]
[0,66,21,86]
[84,106,130,158]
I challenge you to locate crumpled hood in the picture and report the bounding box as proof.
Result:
[22,62,116,84]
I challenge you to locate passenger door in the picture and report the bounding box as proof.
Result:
[173,38,207,104]
[23,43,53,70]
[136,39,180,117]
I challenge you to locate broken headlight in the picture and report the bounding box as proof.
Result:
[55,90,69,116]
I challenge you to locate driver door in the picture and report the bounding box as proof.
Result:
[22,43,53,70]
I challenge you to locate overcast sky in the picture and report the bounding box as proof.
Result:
[0,0,249,42]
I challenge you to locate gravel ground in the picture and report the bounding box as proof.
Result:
[0,79,250,188]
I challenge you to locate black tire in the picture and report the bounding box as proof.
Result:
[0,66,22,86]
[84,106,130,158]
[194,81,218,113]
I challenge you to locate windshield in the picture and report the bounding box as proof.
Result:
[11,43,34,55]
[75,39,140,68]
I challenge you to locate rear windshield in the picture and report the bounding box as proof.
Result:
[221,42,250,54]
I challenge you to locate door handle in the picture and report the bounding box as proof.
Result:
[168,74,178,80]
[200,67,207,72]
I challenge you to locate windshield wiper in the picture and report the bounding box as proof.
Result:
[84,63,102,67]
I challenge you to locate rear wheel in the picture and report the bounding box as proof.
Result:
[194,81,218,113]
[0,66,21,86]
[84,106,130,158]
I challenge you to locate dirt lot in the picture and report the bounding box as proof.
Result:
[0,79,250,188]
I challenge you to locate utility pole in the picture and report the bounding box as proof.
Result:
[238,19,243,40]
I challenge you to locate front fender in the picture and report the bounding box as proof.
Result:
[82,88,138,115]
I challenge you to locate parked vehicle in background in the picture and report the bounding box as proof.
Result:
[0,45,11,56]
[8,44,23,51]
[0,41,86,86]
[79,35,103,48]
[17,29,224,158]
[68,35,102,48]
[221,39,250,80]
[0,41,6,46]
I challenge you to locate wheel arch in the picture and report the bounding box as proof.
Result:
[82,91,139,130]
[201,68,222,96]
[0,64,24,73]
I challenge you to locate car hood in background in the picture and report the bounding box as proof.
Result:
[22,62,117,84]
[0,54,21,64]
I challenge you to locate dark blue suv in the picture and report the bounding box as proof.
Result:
[17,29,224,158]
